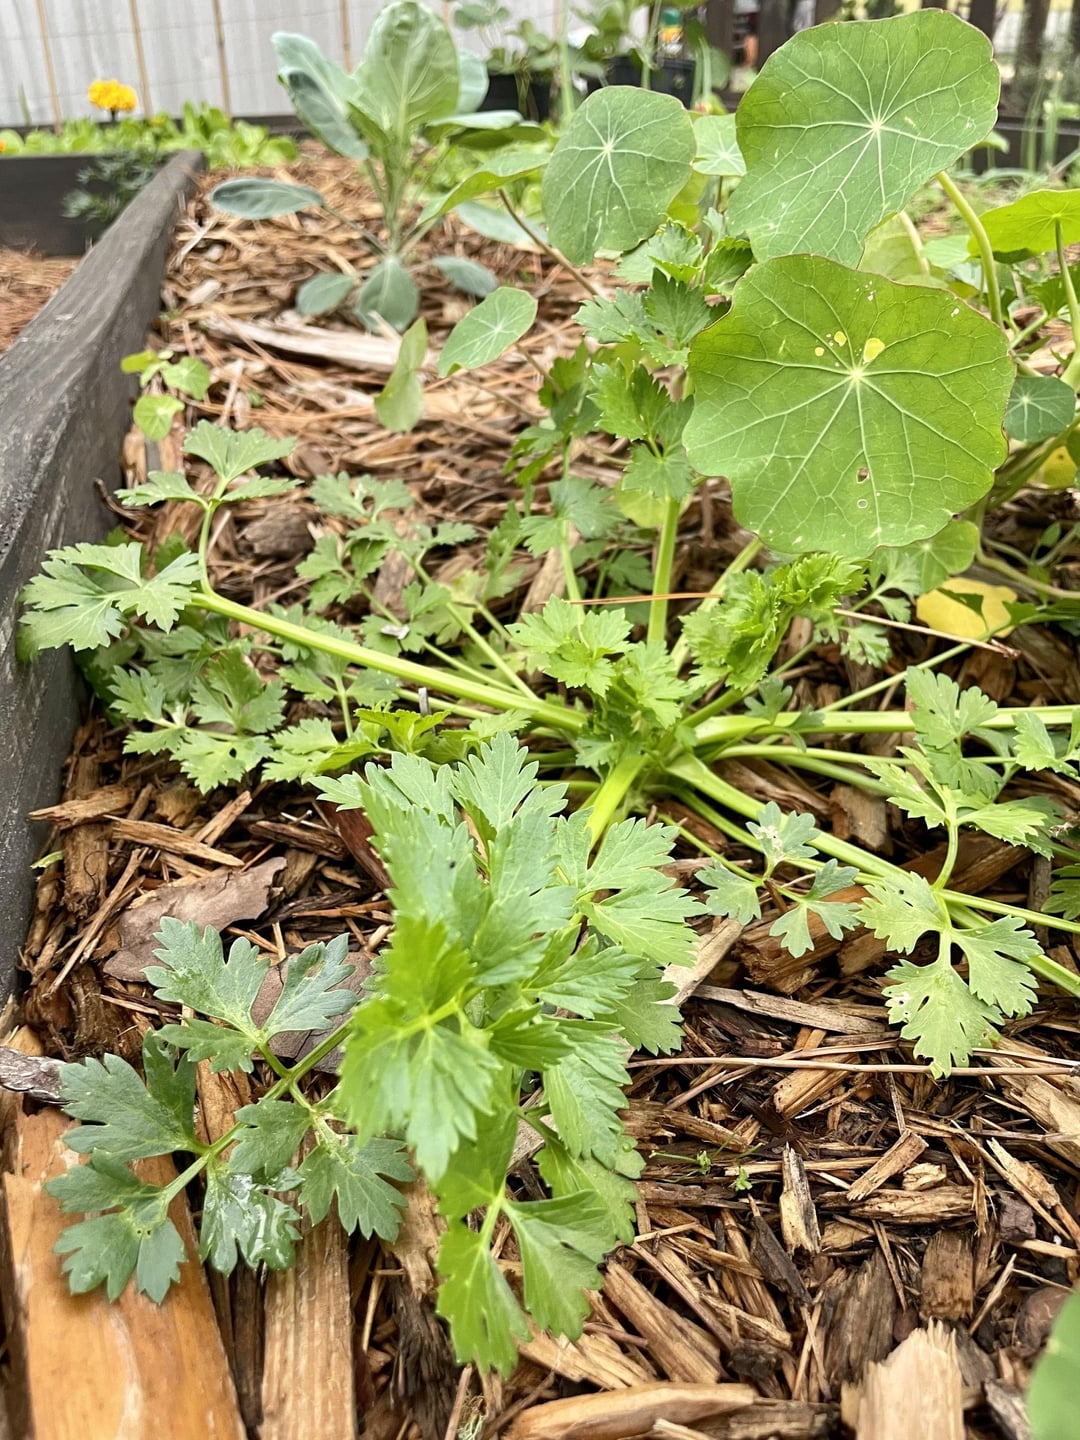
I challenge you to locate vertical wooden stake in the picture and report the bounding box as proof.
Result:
[340,0,353,67]
[210,0,232,118]
[34,0,63,133]
[128,0,153,115]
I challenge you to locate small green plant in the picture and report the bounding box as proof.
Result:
[121,348,211,440]
[0,106,296,167]
[47,736,693,1375]
[22,7,1080,1375]
[210,1,541,330]
[61,147,160,230]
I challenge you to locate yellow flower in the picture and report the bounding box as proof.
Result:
[88,78,138,113]
[0,140,6,153]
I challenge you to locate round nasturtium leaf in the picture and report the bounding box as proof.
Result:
[438,287,538,375]
[683,255,1013,557]
[1005,374,1077,444]
[542,88,696,266]
[727,11,999,264]
[980,189,1080,259]
[692,114,745,177]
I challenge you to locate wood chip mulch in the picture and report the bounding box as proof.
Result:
[1,156,1078,1440]
[0,247,78,355]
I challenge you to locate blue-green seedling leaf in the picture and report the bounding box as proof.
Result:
[701,865,762,925]
[980,188,1080,260]
[272,32,369,159]
[1005,374,1076,444]
[418,149,545,224]
[728,11,999,263]
[145,919,266,1042]
[354,257,419,332]
[133,393,183,441]
[439,287,537,375]
[454,198,545,246]
[296,271,356,317]
[692,113,744,176]
[230,1100,313,1178]
[1029,1291,1080,1440]
[375,317,427,432]
[210,177,325,219]
[354,0,460,141]
[261,933,357,1036]
[684,255,1012,556]
[55,1207,186,1303]
[431,255,498,298]
[542,88,696,265]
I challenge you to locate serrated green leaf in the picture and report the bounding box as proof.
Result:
[701,865,763,925]
[748,802,819,872]
[183,421,295,484]
[200,1162,300,1273]
[436,1220,530,1373]
[262,933,357,1037]
[769,861,861,958]
[504,1192,609,1337]
[145,920,267,1040]
[544,1030,629,1166]
[684,255,1012,557]
[58,1035,199,1161]
[297,1133,412,1237]
[508,597,630,696]
[884,956,997,1075]
[117,470,202,509]
[729,11,998,263]
[952,918,1041,1016]
[55,1209,186,1303]
[859,873,941,952]
[230,1100,313,1177]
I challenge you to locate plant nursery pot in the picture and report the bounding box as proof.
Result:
[0,150,202,1000]
[480,71,552,122]
[583,55,694,106]
[0,152,163,256]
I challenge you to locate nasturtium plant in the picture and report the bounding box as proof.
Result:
[684,255,1013,554]
[727,9,999,263]
[979,189,1080,259]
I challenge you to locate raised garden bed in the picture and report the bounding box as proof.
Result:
[0,149,202,1001]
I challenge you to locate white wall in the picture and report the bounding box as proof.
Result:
[0,0,561,127]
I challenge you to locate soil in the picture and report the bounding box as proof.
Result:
[4,158,1080,1439]
[0,247,78,356]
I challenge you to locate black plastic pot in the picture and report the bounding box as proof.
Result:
[480,71,552,122]
[584,55,696,107]
[971,115,1080,173]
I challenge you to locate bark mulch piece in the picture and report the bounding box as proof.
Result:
[3,158,1079,1438]
[0,247,78,356]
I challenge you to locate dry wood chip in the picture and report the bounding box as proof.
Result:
[851,1322,963,1440]
[918,1231,974,1321]
[603,1261,722,1384]
[845,1132,929,1203]
[823,1251,897,1391]
[823,1185,974,1224]
[28,784,136,829]
[109,818,244,867]
[0,1048,64,1104]
[697,987,883,1036]
[779,1147,822,1256]
[103,858,286,980]
[504,1382,757,1440]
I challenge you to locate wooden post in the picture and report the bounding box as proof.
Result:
[33,0,63,132]
[128,0,153,115]
[705,0,735,60]
[210,0,232,117]
[757,0,790,65]
[968,0,996,37]
[339,0,353,68]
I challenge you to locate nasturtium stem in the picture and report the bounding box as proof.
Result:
[647,497,683,647]
[194,587,583,732]
[691,703,1080,746]
[1055,220,1080,391]
[936,170,1003,330]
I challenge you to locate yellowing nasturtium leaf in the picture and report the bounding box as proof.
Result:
[1005,374,1077,444]
[979,188,1080,259]
[915,577,1016,638]
[542,88,696,265]
[683,255,1012,557]
[728,11,999,264]
[1038,445,1079,490]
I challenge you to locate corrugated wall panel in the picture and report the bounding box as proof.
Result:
[0,0,561,126]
